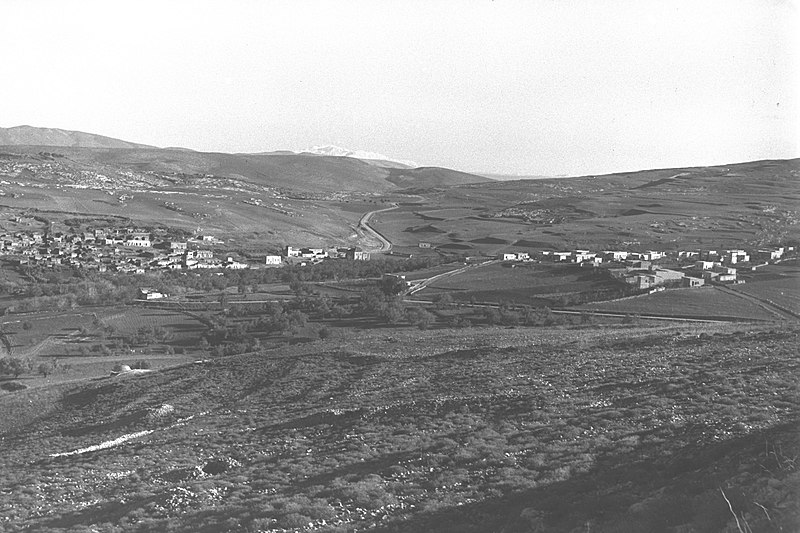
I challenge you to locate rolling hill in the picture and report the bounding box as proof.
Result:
[386,166,497,189]
[371,158,800,253]
[0,126,491,193]
[0,125,155,149]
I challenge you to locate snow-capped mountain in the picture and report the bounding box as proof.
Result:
[297,145,418,168]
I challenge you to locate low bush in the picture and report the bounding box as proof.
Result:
[0,381,27,392]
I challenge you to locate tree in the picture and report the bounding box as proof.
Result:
[382,299,405,325]
[0,358,25,379]
[434,293,454,309]
[378,275,408,296]
[407,307,435,330]
[289,279,312,296]
[358,287,386,316]
[37,362,51,378]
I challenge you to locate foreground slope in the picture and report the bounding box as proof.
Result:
[1,324,797,532]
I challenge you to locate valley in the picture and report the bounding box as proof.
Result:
[0,128,798,533]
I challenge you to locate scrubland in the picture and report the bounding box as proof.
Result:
[1,323,797,532]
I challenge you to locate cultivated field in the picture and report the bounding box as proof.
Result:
[0,306,205,390]
[734,262,800,316]
[417,262,623,305]
[733,278,800,315]
[579,286,781,321]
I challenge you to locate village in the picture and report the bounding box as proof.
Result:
[1,221,795,300]
[0,225,374,275]
[498,245,795,291]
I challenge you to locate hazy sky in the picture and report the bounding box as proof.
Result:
[2,0,798,175]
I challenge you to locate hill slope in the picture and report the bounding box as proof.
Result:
[371,158,800,252]
[0,324,797,532]
[0,125,491,192]
[386,166,494,188]
[0,125,155,149]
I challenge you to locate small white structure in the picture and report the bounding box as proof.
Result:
[138,288,166,300]
[125,235,152,248]
[226,257,249,269]
[603,251,630,261]
[694,260,715,271]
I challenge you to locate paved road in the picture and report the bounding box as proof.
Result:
[358,205,397,253]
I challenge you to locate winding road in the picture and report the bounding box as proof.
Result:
[358,204,397,254]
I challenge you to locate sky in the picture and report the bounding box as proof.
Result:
[2,0,798,176]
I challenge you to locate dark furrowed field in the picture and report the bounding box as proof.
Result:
[1,323,797,532]
[578,286,782,321]
[417,262,622,305]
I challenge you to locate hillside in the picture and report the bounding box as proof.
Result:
[371,158,800,254]
[0,126,155,149]
[0,324,797,532]
[386,166,494,189]
[0,142,486,249]
[0,126,490,193]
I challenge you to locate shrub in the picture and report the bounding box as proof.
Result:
[37,363,51,378]
[0,381,27,392]
[131,360,151,370]
[282,513,313,528]
[407,307,435,329]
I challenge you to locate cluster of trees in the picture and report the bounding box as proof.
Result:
[1,277,140,313]
[202,301,311,347]
[2,254,452,314]
[125,325,173,346]
[0,356,71,379]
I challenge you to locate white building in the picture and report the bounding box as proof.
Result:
[125,236,152,248]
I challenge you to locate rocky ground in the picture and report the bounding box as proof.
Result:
[0,323,798,532]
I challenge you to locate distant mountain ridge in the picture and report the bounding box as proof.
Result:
[296,145,418,168]
[0,126,492,192]
[0,125,155,149]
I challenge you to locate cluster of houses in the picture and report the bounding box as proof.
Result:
[284,246,370,265]
[0,227,376,273]
[2,223,792,293]
[0,228,246,273]
[500,245,794,290]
